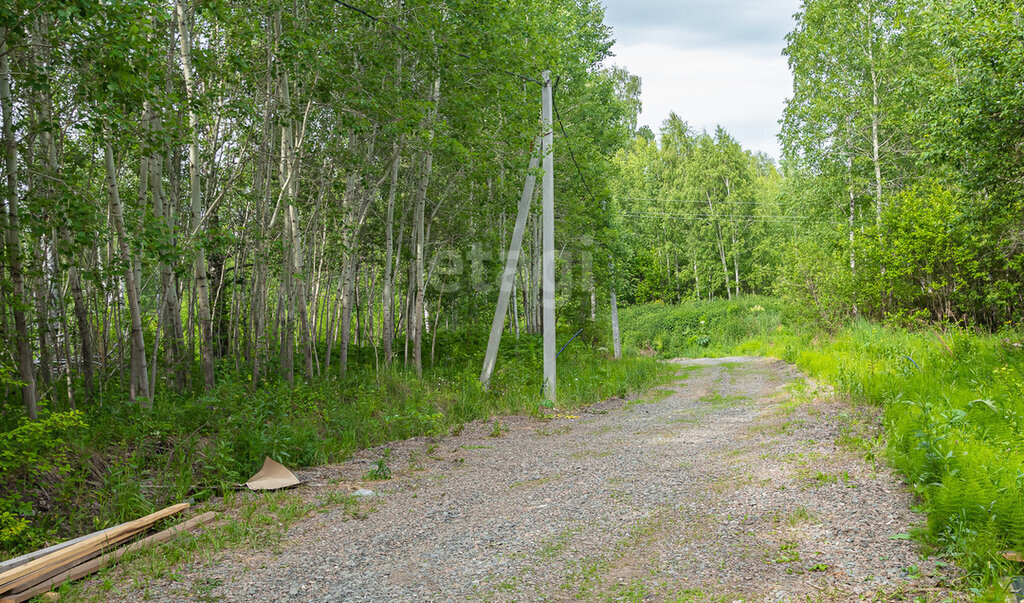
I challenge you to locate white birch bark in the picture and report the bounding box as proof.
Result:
[176,0,216,390]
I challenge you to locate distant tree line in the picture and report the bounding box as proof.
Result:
[614,0,1024,330]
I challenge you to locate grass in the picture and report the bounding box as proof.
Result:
[619,296,786,359]
[55,486,376,601]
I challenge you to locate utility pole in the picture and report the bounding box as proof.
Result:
[541,71,556,404]
[480,137,541,388]
[610,289,622,360]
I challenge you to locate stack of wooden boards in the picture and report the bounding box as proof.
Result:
[0,503,216,602]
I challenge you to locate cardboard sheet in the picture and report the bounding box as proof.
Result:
[243,457,302,491]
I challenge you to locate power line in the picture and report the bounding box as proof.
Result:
[551,78,604,209]
[329,0,542,85]
[621,198,782,206]
[622,211,825,222]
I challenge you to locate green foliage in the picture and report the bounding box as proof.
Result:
[0,410,87,552]
[363,456,392,481]
[779,0,1024,329]
[857,181,986,322]
[610,121,784,305]
[618,296,787,358]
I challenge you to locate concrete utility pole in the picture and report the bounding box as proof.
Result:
[541,71,556,403]
[480,137,541,388]
[610,289,622,360]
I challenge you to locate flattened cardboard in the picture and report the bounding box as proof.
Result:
[243,457,302,491]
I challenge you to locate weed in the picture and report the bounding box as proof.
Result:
[408,451,425,471]
[773,541,801,563]
[569,449,613,460]
[537,526,582,559]
[535,425,572,437]
[488,420,509,437]
[786,506,816,527]
[363,458,391,481]
[509,473,562,489]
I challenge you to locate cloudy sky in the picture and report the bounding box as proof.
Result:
[602,0,803,159]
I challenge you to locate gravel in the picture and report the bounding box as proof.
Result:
[106,357,967,601]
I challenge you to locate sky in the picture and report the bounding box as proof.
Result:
[602,0,803,160]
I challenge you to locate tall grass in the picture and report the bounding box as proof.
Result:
[0,329,662,560]
[749,322,1024,582]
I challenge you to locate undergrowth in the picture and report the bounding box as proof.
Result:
[619,296,787,358]
[0,328,662,560]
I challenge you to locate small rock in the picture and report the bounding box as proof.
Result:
[353,488,375,497]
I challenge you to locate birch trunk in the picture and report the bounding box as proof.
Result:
[866,15,884,227]
[413,77,440,378]
[1,33,38,418]
[37,17,95,399]
[707,192,731,300]
[382,142,401,365]
[34,238,53,395]
[104,131,151,405]
[176,0,215,390]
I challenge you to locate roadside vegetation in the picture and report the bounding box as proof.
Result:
[1,331,661,559]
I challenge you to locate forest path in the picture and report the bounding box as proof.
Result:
[122,357,964,602]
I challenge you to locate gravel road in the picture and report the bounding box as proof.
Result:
[112,357,965,602]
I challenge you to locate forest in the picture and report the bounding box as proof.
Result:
[2,0,1024,595]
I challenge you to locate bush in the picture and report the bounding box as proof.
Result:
[0,410,87,552]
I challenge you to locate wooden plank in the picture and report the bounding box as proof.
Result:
[1003,550,1024,563]
[0,502,189,595]
[0,525,147,596]
[1,512,217,603]
[0,526,118,573]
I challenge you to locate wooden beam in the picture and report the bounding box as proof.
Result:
[1,511,216,603]
[0,503,189,595]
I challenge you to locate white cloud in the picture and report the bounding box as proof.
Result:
[612,42,791,159]
[602,0,801,160]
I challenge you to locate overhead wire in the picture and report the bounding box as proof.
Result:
[621,198,781,206]
[622,211,824,222]
[551,77,604,209]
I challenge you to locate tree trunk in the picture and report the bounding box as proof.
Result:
[1,33,38,418]
[382,142,401,365]
[707,192,731,300]
[866,15,884,227]
[34,236,53,393]
[104,130,151,405]
[176,0,216,391]
[413,77,440,378]
[148,108,187,393]
[731,229,740,297]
